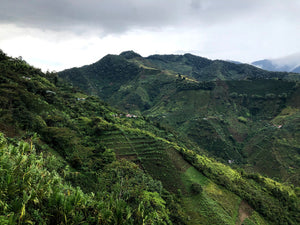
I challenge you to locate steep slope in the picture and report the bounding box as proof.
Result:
[0,51,184,224]
[293,65,300,73]
[145,78,300,184]
[59,51,300,186]
[0,133,178,224]
[59,54,141,100]
[2,50,299,224]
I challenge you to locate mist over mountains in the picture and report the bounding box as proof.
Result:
[252,53,300,73]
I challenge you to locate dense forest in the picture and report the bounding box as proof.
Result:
[0,49,299,224]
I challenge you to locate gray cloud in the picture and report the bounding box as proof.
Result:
[272,52,300,68]
[1,0,299,71]
[2,0,297,34]
[0,0,184,33]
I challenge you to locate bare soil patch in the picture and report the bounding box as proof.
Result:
[236,200,253,225]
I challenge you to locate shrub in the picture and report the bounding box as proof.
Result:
[238,116,247,123]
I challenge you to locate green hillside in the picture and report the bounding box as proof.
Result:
[60,54,141,100]
[146,53,300,81]
[59,51,300,186]
[0,49,299,224]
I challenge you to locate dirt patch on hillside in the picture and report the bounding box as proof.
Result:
[236,200,253,225]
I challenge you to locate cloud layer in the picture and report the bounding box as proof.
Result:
[0,0,299,71]
[3,0,297,34]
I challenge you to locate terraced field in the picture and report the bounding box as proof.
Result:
[98,128,187,192]
[94,127,288,224]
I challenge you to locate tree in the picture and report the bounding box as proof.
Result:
[0,49,7,61]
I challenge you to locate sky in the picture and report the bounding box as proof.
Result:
[0,0,300,71]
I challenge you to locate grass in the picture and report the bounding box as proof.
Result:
[181,167,241,224]
[247,211,269,225]
[182,167,209,186]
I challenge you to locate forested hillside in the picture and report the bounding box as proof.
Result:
[60,51,300,186]
[0,49,299,224]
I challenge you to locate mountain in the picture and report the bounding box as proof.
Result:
[0,49,299,224]
[252,59,295,72]
[292,65,300,73]
[59,51,300,186]
[146,53,298,81]
[252,53,300,73]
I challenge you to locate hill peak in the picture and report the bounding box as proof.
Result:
[119,50,142,59]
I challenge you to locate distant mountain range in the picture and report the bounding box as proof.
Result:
[251,53,300,73]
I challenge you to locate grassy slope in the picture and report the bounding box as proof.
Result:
[181,167,241,224]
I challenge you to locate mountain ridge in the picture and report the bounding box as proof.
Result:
[252,53,300,73]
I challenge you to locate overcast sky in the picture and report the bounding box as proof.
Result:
[0,0,299,71]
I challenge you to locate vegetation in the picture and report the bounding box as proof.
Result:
[146,53,300,81]
[179,147,300,224]
[0,52,186,224]
[0,133,176,224]
[0,50,299,224]
[59,51,300,186]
